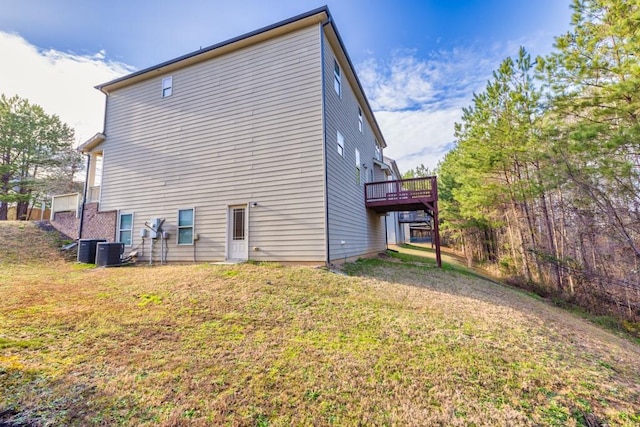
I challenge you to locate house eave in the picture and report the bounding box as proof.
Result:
[78,132,106,153]
[322,20,388,149]
[96,6,330,94]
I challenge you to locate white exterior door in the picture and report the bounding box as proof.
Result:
[228,205,248,260]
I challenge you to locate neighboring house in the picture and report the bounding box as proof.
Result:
[382,157,407,246]
[402,211,434,243]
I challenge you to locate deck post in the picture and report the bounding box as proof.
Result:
[433,177,442,268]
[364,175,443,268]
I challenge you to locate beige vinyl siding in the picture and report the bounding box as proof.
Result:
[99,25,326,262]
[322,32,386,262]
[373,164,388,182]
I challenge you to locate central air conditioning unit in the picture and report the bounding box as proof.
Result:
[96,242,124,267]
[77,239,107,263]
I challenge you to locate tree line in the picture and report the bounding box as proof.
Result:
[0,94,81,220]
[437,0,640,323]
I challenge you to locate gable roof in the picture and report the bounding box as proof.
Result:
[95,6,386,148]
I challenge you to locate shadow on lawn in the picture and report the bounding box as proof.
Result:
[385,245,640,341]
[342,249,626,343]
[342,251,536,310]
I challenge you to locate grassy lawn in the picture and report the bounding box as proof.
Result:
[1,222,639,426]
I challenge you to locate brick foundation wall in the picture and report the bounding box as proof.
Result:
[51,211,80,239]
[51,203,117,242]
[80,203,116,241]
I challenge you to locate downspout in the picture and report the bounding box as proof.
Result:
[78,153,90,240]
[321,17,332,266]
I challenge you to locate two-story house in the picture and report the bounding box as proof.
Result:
[53,7,391,264]
[52,6,441,266]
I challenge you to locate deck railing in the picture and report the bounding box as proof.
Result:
[365,176,437,204]
[51,193,80,218]
[365,175,442,268]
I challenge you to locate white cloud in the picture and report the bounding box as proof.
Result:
[0,32,133,144]
[359,43,530,173]
[359,54,439,111]
[376,108,460,171]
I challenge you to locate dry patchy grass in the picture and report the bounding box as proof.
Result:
[0,223,639,426]
[0,221,67,265]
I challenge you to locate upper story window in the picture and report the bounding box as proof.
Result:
[337,131,344,157]
[375,145,382,161]
[333,60,341,97]
[162,76,173,98]
[355,148,361,185]
[358,107,363,133]
[118,213,133,247]
[178,208,194,245]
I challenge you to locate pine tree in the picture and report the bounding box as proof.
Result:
[0,94,76,220]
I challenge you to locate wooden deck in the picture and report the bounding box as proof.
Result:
[364,176,442,267]
[364,176,437,213]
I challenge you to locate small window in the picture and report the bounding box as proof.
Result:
[337,131,344,156]
[358,107,363,133]
[375,145,381,161]
[178,208,194,245]
[118,213,133,247]
[355,148,361,185]
[162,76,173,98]
[232,208,246,241]
[333,60,341,97]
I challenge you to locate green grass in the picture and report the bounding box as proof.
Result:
[1,222,639,426]
[397,243,640,340]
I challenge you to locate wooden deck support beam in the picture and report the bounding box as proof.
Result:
[365,176,443,268]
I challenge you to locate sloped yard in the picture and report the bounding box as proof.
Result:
[0,222,639,426]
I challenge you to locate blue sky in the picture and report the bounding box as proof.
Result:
[0,0,573,172]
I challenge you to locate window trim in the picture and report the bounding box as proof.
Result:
[337,131,344,157]
[117,212,134,247]
[333,59,341,98]
[231,207,246,241]
[162,76,173,98]
[177,207,195,245]
[355,148,361,185]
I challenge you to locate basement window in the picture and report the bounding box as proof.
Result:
[162,76,173,98]
[118,213,133,247]
[178,208,194,245]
